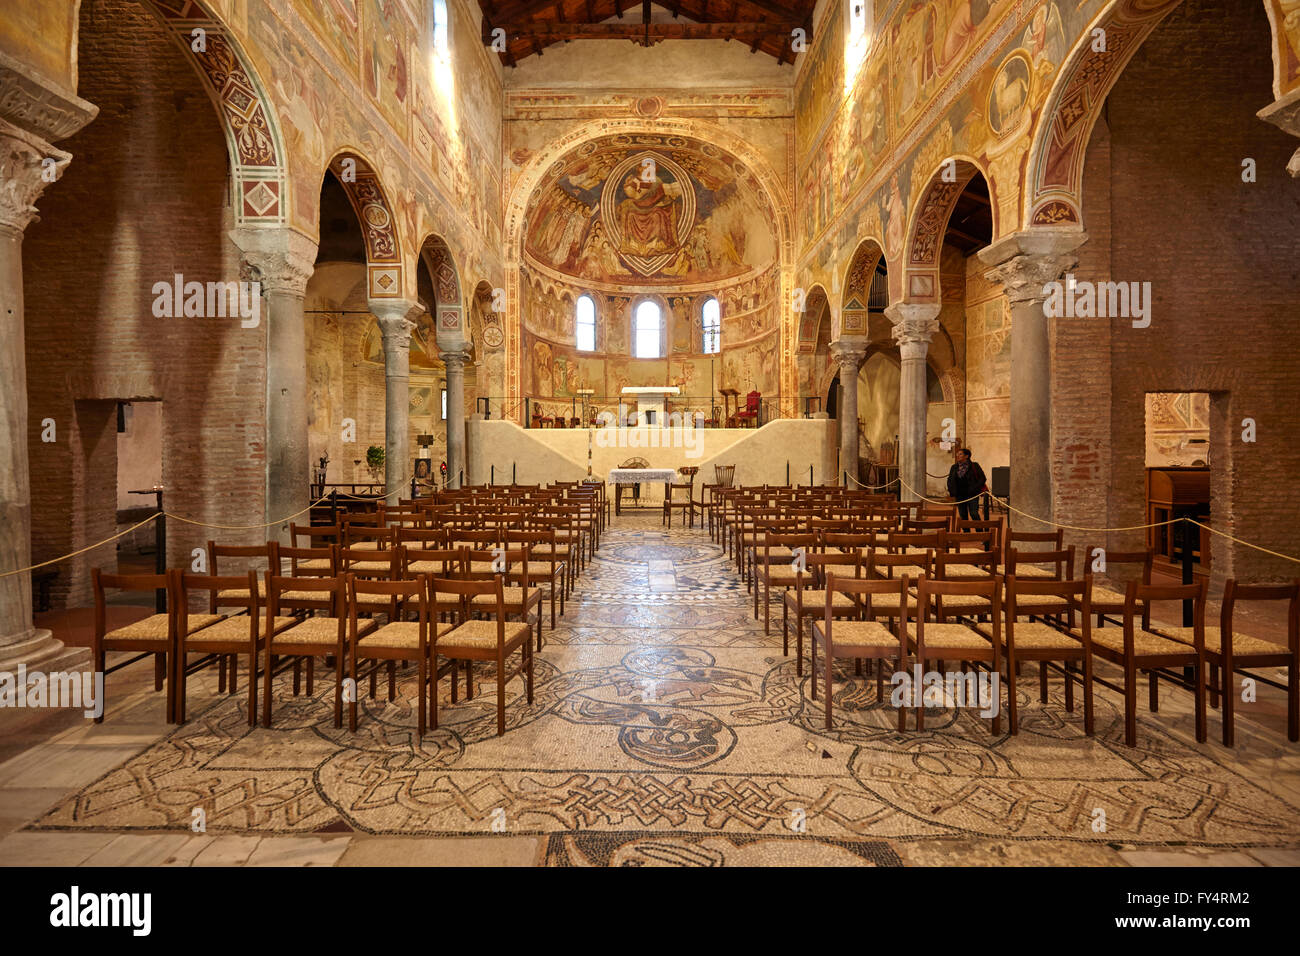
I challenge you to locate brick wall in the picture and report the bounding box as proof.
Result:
[1055,0,1300,581]
[23,0,266,608]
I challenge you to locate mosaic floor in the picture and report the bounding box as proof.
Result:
[5,511,1300,866]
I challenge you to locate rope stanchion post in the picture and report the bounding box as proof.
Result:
[154,491,166,613]
[1181,516,1195,628]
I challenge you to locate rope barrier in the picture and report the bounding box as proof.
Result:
[1188,519,1300,565]
[1,494,334,578]
[843,472,900,492]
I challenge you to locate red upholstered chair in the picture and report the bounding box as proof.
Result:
[735,390,761,427]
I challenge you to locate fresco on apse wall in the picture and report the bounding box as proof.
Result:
[523,134,777,285]
[1146,392,1211,468]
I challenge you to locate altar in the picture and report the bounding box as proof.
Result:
[620,386,679,426]
[608,467,676,514]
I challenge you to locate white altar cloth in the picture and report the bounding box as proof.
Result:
[608,468,677,484]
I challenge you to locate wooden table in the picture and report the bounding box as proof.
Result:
[608,468,676,514]
[719,388,740,427]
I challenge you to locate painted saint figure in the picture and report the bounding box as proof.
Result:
[616,171,683,257]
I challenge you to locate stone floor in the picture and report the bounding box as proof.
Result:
[1,509,1297,867]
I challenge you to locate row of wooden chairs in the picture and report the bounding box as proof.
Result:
[91,482,610,736]
[766,545,1297,747]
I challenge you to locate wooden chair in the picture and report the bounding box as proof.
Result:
[812,574,911,731]
[756,532,817,634]
[91,569,222,723]
[174,570,298,726]
[781,549,862,677]
[347,574,434,736]
[465,547,544,650]
[662,482,697,528]
[431,576,535,736]
[1087,548,1154,626]
[262,573,374,728]
[1000,575,1094,736]
[506,529,567,632]
[205,541,273,613]
[1005,529,1064,575]
[910,576,1004,734]
[1084,580,1208,747]
[1151,579,1298,745]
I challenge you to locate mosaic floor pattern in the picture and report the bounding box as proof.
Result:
[30,514,1300,860]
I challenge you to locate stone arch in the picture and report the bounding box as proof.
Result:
[839,238,885,337]
[1023,0,1188,229]
[1027,0,1298,229]
[417,233,463,337]
[797,284,831,353]
[138,0,288,225]
[901,156,991,303]
[324,151,403,299]
[503,116,796,420]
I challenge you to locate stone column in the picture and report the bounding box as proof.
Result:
[441,348,470,489]
[230,228,317,541]
[371,300,420,502]
[829,340,867,486]
[979,231,1088,529]
[0,121,73,668]
[886,303,941,502]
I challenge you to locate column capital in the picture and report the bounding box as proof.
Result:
[829,338,868,369]
[439,347,472,371]
[228,226,318,297]
[372,299,422,352]
[1258,87,1300,176]
[978,230,1089,304]
[885,302,941,359]
[0,119,70,234]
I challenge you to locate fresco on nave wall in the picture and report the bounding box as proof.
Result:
[795,0,1088,266]
[522,133,779,286]
[1267,0,1300,93]
[225,0,504,288]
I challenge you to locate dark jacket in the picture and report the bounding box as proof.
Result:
[947,460,986,502]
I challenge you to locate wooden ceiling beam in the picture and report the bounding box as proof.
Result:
[505,20,794,40]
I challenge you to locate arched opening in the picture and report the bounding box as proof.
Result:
[1059,0,1298,580]
[22,0,250,608]
[634,300,664,358]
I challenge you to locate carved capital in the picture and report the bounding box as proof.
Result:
[829,338,868,372]
[0,49,98,143]
[228,226,317,297]
[0,119,69,234]
[885,302,941,360]
[439,348,471,373]
[978,230,1089,305]
[1258,88,1300,177]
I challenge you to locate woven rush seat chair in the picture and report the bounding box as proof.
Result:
[1075,579,1208,748]
[431,576,535,736]
[92,569,223,723]
[755,530,817,633]
[347,574,435,736]
[262,573,375,728]
[908,576,1004,734]
[465,547,544,650]
[782,549,864,677]
[1003,529,1065,578]
[174,569,299,726]
[812,574,912,731]
[1084,549,1154,626]
[1150,578,1298,745]
[506,529,567,633]
[993,575,1095,735]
